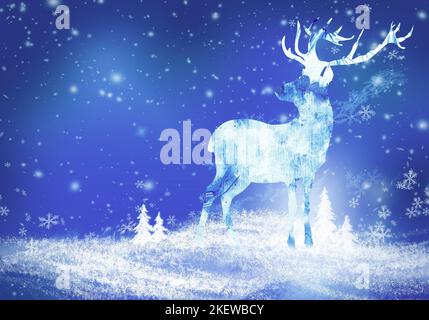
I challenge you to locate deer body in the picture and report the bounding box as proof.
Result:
[197,18,412,247]
[209,88,333,186]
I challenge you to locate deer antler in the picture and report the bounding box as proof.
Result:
[329,22,413,67]
[323,25,355,46]
[306,18,354,53]
[294,21,305,58]
[281,25,306,65]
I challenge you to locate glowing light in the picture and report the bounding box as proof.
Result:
[384,113,393,120]
[136,127,146,137]
[417,119,428,131]
[110,72,123,84]
[143,180,154,191]
[205,90,214,98]
[211,12,220,20]
[70,181,81,192]
[33,170,44,178]
[261,86,273,95]
[279,114,288,123]
[69,85,78,94]
[47,0,60,7]
[71,29,79,37]
[371,75,384,87]
[362,181,372,190]
[417,10,427,20]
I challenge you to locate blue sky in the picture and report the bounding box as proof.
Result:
[0,0,428,241]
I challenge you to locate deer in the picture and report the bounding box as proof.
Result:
[197,18,413,247]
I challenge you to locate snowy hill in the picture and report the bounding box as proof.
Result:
[1,210,429,299]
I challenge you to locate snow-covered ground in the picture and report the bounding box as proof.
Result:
[1,210,429,299]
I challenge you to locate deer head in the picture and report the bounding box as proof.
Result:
[281,18,413,87]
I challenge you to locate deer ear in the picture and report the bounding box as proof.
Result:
[320,66,333,87]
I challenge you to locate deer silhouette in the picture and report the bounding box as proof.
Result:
[197,18,412,247]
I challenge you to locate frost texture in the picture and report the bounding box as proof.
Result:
[1,211,429,299]
[333,69,407,125]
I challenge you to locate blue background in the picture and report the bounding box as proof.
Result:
[0,0,428,241]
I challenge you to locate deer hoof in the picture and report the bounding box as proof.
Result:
[287,235,296,248]
[195,225,205,241]
[305,237,313,247]
[226,228,237,240]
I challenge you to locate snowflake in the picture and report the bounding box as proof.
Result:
[118,220,136,235]
[396,181,406,190]
[358,105,376,121]
[4,162,11,168]
[24,212,31,222]
[401,169,418,190]
[425,186,429,198]
[18,226,27,237]
[405,207,418,219]
[167,215,176,226]
[422,207,429,217]
[0,206,10,216]
[366,169,381,184]
[387,49,405,61]
[135,180,145,189]
[349,197,360,208]
[288,19,296,28]
[330,46,340,54]
[412,197,424,210]
[366,221,392,245]
[38,213,59,230]
[377,205,391,220]
[345,169,381,196]
[188,211,198,220]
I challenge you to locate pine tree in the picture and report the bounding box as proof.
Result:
[313,187,337,246]
[338,215,357,250]
[132,204,153,245]
[152,211,168,242]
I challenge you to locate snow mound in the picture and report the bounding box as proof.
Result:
[1,210,429,299]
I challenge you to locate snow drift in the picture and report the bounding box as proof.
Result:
[1,210,429,299]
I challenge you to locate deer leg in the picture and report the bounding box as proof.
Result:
[221,178,249,231]
[287,183,297,248]
[221,195,234,230]
[303,181,314,247]
[197,169,228,235]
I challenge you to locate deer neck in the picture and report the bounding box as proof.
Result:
[292,90,333,139]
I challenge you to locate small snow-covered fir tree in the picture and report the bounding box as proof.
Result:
[152,211,168,242]
[132,204,153,245]
[313,187,337,246]
[338,215,357,250]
